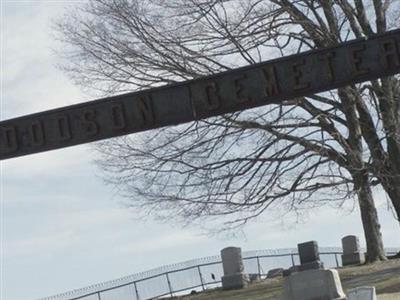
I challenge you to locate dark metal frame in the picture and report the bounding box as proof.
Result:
[2,29,399,160]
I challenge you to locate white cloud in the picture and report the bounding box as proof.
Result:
[4,229,80,256]
[119,230,207,255]
[2,144,95,180]
[2,2,85,119]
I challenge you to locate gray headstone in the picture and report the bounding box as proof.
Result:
[347,286,377,300]
[267,268,284,278]
[221,247,244,275]
[341,235,365,266]
[221,273,248,289]
[298,241,320,265]
[220,247,248,290]
[248,273,261,282]
[283,269,346,300]
[342,252,365,266]
[342,235,360,254]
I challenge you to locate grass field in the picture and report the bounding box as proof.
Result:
[173,259,400,300]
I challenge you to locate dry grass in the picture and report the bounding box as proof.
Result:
[173,259,400,300]
[378,294,400,300]
[339,259,400,294]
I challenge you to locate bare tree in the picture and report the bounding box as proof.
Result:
[55,0,400,262]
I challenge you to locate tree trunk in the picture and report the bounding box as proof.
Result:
[353,170,387,263]
[380,177,400,224]
[373,78,400,223]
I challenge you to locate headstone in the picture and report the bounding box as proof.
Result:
[341,235,365,266]
[220,247,249,290]
[267,268,284,278]
[298,241,319,264]
[249,273,261,282]
[282,269,346,300]
[297,241,324,271]
[347,286,377,300]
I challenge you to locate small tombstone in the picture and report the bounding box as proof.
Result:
[248,273,261,282]
[297,241,324,271]
[342,235,360,253]
[267,268,284,278]
[220,247,249,290]
[283,241,344,300]
[347,286,377,300]
[298,241,319,264]
[341,235,365,266]
[282,269,346,300]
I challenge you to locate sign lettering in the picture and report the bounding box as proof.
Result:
[262,65,280,97]
[111,104,126,130]
[82,109,99,136]
[380,38,400,69]
[292,59,310,91]
[2,126,18,153]
[29,121,45,147]
[319,52,336,82]
[57,115,72,141]
[204,82,221,111]
[135,96,155,125]
[349,44,370,76]
[234,74,251,104]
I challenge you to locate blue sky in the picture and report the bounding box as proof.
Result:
[0,2,399,300]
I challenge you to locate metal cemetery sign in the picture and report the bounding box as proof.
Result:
[1,29,399,160]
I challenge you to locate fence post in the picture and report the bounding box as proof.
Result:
[97,292,101,300]
[197,266,205,291]
[166,272,173,297]
[256,256,261,276]
[133,281,140,300]
[291,253,295,267]
[335,253,340,268]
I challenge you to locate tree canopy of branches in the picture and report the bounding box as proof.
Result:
[56,0,400,262]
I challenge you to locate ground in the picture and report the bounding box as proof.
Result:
[173,259,400,300]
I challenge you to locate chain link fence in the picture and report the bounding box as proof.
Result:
[38,247,400,300]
